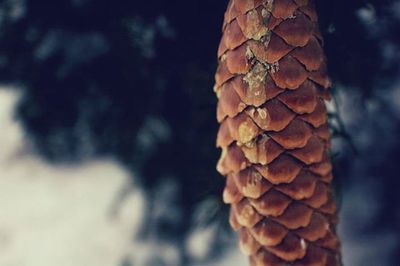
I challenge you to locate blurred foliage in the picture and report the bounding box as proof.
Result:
[0,0,399,265]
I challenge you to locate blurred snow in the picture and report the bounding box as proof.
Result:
[194,248,247,266]
[333,85,400,266]
[187,225,217,260]
[340,181,397,266]
[0,88,144,266]
[356,4,376,25]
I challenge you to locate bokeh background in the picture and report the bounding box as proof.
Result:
[0,0,399,265]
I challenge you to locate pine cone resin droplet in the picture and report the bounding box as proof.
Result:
[214,0,342,265]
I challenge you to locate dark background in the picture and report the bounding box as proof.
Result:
[0,0,399,265]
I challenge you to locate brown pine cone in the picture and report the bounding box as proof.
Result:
[214,0,342,265]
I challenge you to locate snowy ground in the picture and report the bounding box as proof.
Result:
[0,88,145,266]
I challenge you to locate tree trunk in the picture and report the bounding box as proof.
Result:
[214,0,342,265]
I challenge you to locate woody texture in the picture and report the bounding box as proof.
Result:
[214,0,342,265]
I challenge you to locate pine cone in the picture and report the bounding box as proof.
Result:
[214,0,342,265]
